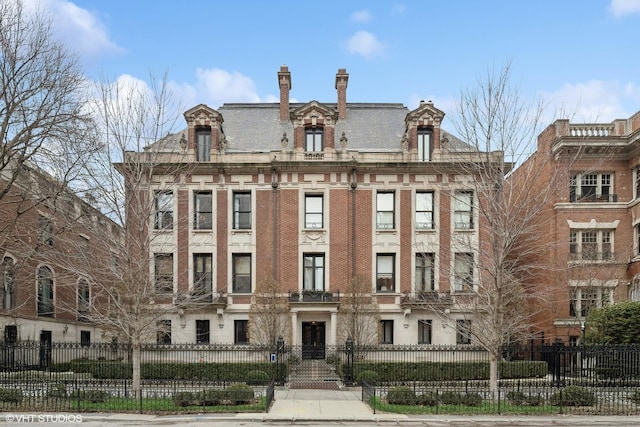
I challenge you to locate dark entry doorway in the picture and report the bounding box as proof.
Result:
[302,321,325,359]
[39,330,52,368]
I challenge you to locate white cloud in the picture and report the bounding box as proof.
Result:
[345,31,385,60]
[542,80,640,123]
[351,9,372,23]
[23,0,122,63]
[194,68,261,108]
[609,0,640,17]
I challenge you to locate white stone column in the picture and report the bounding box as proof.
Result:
[290,311,298,345]
[330,311,338,345]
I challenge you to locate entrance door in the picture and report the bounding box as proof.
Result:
[39,330,52,368]
[301,322,325,359]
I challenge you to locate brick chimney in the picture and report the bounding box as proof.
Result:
[278,66,291,121]
[335,68,349,120]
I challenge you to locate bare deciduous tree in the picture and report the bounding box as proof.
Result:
[57,74,188,399]
[414,63,561,394]
[248,277,291,346]
[0,0,92,245]
[336,275,380,347]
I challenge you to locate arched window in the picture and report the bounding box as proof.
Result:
[2,257,15,310]
[37,266,54,317]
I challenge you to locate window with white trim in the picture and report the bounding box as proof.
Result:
[456,319,472,344]
[196,128,211,161]
[194,191,212,230]
[380,320,394,344]
[376,192,395,229]
[193,254,213,302]
[570,286,613,317]
[417,127,432,161]
[453,191,473,229]
[570,172,613,202]
[569,230,613,261]
[303,253,324,291]
[2,257,15,310]
[154,191,173,230]
[418,319,432,344]
[305,195,323,229]
[154,253,174,294]
[376,254,395,293]
[233,192,251,230]
[415,253,435,292]
[305,127,323,152]
[415,191,434,229]
[232,254,251,293]
[454,253,474,292]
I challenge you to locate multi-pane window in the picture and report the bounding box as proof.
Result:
[636,166,640,199]
[380,320,394,344]
[80,331,91,347]
[417,127,432,161]
[234,320,249,344]
[376,192,395,229]
[77,279,90,322]
[418,320,432,344]
[196,128,211,161]
[305,195,323,229]
[154,254,174,294]
[569,230,614,261]
[453,191,473,229]
[37,266,54,317]
[303,254,325,291]
[570,172,613,202]
[376,254,395,293]
[232,254,251,293]
[157,320,171,344]
[39,215,53,246]
[456,319,472,344]
[196,320,210,344]
[2,257,15,310]
[636,225,640,256]
[570,287,613,317]
[454,253,474,292]
[193,254,212,301]
[194,191,212,230]
[154,191,173,230]
[416,253,435,292]
[305,127,323,152]
[415,192,434,229]
[233,192,251,230]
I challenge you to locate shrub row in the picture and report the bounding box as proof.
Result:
[387,385,597,407]
[173,384,255,406]
[0,388,22,403]
[51,361,275,381]
[386,387,482,407]
[354,360,546,382]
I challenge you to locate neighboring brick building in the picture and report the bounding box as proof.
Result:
[512,114,640,344]
[0,163,122,348]
[126,66,506,347]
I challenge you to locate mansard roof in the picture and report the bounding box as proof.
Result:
[150,102,469,153]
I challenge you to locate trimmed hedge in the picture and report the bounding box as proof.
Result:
[353,360,546,382]
[51,360,277,381]
[0,388,22,403]
[550,385,596,407]
[173,384,256,407]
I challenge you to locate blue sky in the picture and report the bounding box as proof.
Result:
[26,0,640,128]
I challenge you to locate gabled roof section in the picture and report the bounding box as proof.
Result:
[184,104,223,126]
[291,101,338,123]
[405,101,445,127]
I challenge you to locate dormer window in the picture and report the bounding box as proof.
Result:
[417,127,432,161]
[196,127,211,161]
[305,127,324,152]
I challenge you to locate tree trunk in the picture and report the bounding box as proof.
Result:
[489,351,499,396]
[132,340,141,400]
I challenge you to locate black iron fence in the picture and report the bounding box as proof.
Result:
[1,341,640,414]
